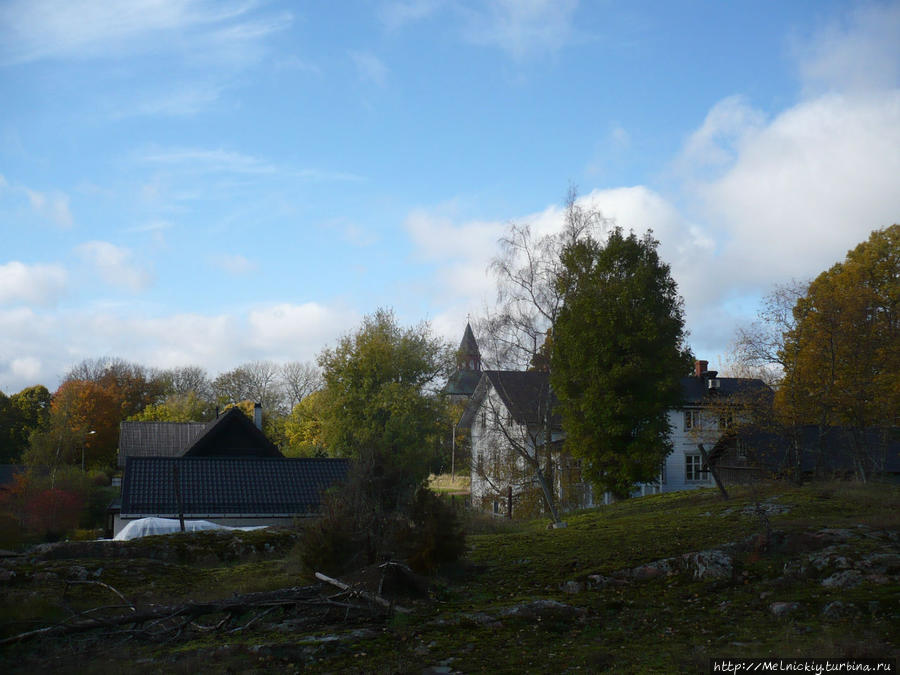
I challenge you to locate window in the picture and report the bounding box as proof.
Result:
[684,410,702,430]
[719,413,733,430]
[736,437,747,460]
[660,462,667,485]
[685,454,703,481]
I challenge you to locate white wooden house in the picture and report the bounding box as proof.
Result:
[453,324,771,515]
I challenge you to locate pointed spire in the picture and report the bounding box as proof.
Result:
[458,321,481,371]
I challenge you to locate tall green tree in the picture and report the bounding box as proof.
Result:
[0,385,51,463]
[779,224,899,480]
[317,309,452,511]
[551,227,693,497]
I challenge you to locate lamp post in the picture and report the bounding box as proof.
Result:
[82,430,96,472]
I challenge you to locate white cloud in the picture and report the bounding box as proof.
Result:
[793,2,900,95]
[0,261,68,306]
[140,147,278,174]
[342,224,379,247]
[114,83,227,118]
[138,146,363,183]
[24,187,73,227]
[127,220,174,233]
[9,356,41,382]
[0,301,361,392]
[681,92,900,287]
[380,0,444,30]
[349,51,388,87]
[461,0,579,59]
[212,253,257,276]
[248,303,359,357]
[76,241,153,292]
[677,96,766,177]
[0,0,291,65]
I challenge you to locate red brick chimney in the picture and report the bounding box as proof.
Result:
[694,360,709,377]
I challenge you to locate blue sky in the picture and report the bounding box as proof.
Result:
[1,0,899,392]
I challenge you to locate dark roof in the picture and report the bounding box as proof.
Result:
[118,421,207,468]
[182,406,281,459]
[712,425,900,475]
[120,457,350,517]
[459,322,481,360]
[443,368,483,398]
[679,375,771,406]
[458,370,560,429]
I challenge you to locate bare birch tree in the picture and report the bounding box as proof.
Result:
[281,361,322,410]
[475,190,609,522]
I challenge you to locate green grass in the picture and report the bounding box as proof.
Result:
[2,482,898,673]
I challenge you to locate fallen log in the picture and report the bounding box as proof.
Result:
[315,572,411,614]
[0,584,338,646]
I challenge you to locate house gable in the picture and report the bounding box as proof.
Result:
[182,406,282,459]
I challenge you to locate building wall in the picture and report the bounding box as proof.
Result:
[659,408,719,493]
[470,400,738,513]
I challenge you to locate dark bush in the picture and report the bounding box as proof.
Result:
[297,476,466,578]
[395,486,466,574]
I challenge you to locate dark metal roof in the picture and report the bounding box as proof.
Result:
[118,421,207,468]
[182,407,281,459]
[120,457,350,517]
[458,370,560,429]
[443,369,483,398]
[711,425,900,475]
[678,375,772,406]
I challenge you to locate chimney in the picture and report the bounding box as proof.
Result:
[253,402,263,430]
[694,360,709,378]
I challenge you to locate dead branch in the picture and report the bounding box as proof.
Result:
[0,584,333,646]
[65,580,135,610]
[315,572,411,614]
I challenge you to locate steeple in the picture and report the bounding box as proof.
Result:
[458,321,481,372]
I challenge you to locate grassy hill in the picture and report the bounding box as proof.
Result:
[1,481,898,673]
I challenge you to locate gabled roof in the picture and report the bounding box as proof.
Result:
[118,421,208,468]
[443,369,483,398]
[120,457,350,517]
[182,406,281,459]
[679,375,771,406]
[461,370,560,429]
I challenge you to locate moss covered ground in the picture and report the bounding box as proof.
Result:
[1,482,898,673]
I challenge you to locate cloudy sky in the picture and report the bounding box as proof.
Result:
[1,0,899,392]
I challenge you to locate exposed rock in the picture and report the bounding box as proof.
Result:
[816,528,856,542]
[742,501,790,517]
[499,599,587,621]
[808,546,852,571]
[822,601,859,620]
[622,548,732,582]
[687,549,733,580]
[67,565,89,581]
[821,570,863,589]
[859,553,900,575]
[769,601,800,617]
[587,574,622,589]
[561,580,585,594]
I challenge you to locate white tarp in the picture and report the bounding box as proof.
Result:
[114,517,267,541]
